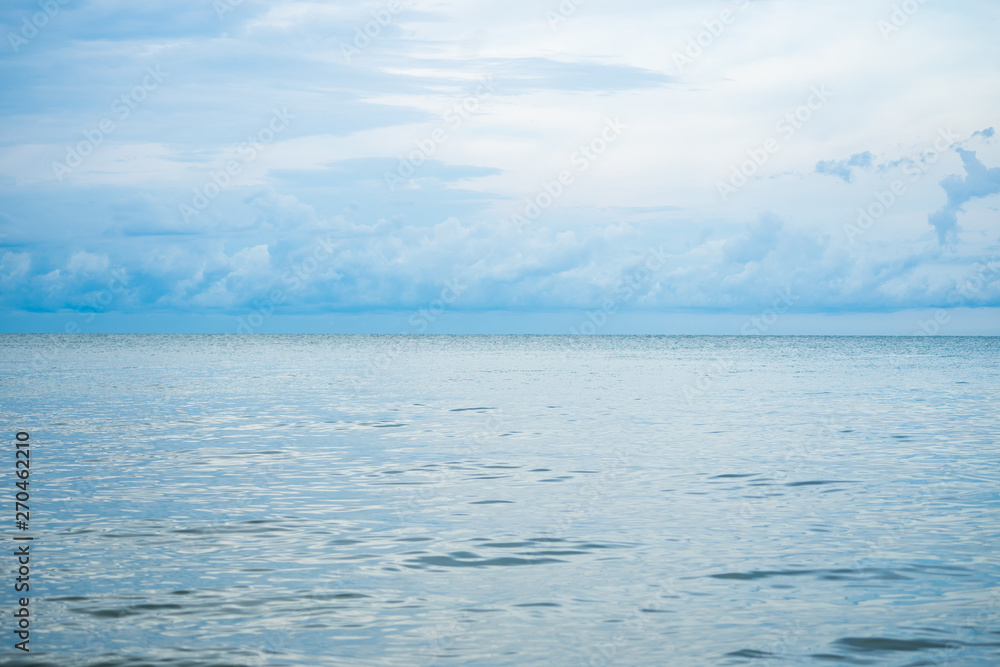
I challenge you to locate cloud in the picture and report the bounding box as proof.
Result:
[66,251,110,276]
[722,213,783,265]
[928,148,1000,246]
[471,57,675,94]
[1,0,999,330]
[815,151,873,183]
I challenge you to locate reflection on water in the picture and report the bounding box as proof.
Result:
[1,335,998,666]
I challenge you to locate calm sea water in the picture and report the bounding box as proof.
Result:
[1,335,998,666]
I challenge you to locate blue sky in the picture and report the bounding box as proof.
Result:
[1,0,999,334]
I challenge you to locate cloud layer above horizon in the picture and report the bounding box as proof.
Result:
[1,0,999,331]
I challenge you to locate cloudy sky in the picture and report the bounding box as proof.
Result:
[1,0,999,334]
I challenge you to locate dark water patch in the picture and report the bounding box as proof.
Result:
[785,480,857,487]
[725,648,776,658]
[450,407,496,412]
[171,521,287,536]
[710,571,801,581]
[307,592,371,600]
[197,449,290,460]
[833,636,959,653]
[73,607,143,618]
[710,474,759,479]
[902,563,974,575]
[820,570,912,581]
[470,500,515,504]
[709,568,909,582]
[576,543,630,550]
[131,603,184,611]
[515,602,561,607]
[808,654,866,663]
[406,554,566,568]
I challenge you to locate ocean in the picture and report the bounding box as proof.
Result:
[1,334,998,666]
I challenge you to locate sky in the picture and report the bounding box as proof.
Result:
[1,0,999,334]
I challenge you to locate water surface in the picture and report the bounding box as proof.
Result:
[1,335,998,666]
